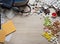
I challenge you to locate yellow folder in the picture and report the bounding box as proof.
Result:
[2,20,16,36]
[0,30,6,42]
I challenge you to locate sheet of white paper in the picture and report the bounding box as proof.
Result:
[6,10,15,19]
[41,0,57,6]
[29,0,35,4]
[5,34,13,42]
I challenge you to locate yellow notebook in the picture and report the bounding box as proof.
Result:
[2,20,16,36]
[0,30,6,42]
[42,32,53,41]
